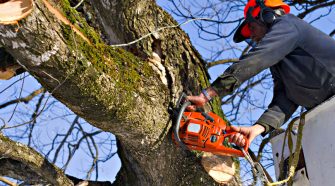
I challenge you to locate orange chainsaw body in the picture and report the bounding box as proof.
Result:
[173,111,249,157]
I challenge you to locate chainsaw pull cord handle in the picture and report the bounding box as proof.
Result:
[174,100,191,151]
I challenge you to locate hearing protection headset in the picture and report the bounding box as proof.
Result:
[257,0,276,25]
[247,0,284,27]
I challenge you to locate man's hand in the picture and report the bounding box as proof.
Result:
[229,124,265,147]
[186,94,208,111]
[186,87,218,110]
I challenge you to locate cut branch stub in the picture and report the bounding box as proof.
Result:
[201,152,236,184]
[0,0,33,25]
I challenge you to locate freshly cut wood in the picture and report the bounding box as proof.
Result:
[0,0,33,25]
[201,152,236,183]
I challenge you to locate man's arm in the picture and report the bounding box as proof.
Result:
[225,73,298,146]
[256,70,298,135]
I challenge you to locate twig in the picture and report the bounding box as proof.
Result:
[110,18,214,47]
[297,1,335,19]
[7,73,25,122]
[73,0,84,9]
[85,135,99,180]
[0,74,29,95]
[330,29,335,37]
[206,58,239,69]
[52,116,79,164]
[28,91,46,147]
[257,129,285,161]
[0,117,6,130]
[0,176,18,186]
[62,130,101,171]
[0,88,44,109]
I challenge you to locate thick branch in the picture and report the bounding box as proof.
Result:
[0,158,47,184]
[0,133,73,185]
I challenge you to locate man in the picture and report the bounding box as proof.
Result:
[187,0,335,147]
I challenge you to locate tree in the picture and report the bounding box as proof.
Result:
[0,0,239,185]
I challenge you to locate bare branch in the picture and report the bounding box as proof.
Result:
[330,29,335,37]
[52,116,79,164]
[257,129,285,161]
[28,91,46,146]
[297,1,335,19]
[206,58,239,69]
[0,88,44,109]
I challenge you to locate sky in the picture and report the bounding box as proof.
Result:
[0,0,334,185]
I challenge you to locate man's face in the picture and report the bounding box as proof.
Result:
[248,21,267,43]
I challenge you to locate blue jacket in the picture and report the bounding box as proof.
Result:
[211,14,335,134]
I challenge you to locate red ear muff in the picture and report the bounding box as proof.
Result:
[234,0,290,43]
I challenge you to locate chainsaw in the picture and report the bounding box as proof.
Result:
[172,93,249,157]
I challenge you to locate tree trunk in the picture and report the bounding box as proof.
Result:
[0,0,239,185]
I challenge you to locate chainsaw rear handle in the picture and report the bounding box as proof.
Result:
[174,100,191,151]
[222,129,250,155]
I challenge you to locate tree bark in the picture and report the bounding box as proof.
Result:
[0,0,239,185]
[0,134,73,185]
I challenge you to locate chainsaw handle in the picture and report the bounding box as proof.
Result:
[223,128,250,154]
[201,112,214,122]
[174,100,191,151]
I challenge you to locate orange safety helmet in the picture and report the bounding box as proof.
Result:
[233,0,290,43]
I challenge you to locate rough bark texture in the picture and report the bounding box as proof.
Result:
[0,0,239,185]
[0,134,73,185]
[0,154,115,185]
[0,158,47,185]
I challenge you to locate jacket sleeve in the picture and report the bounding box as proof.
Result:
[256,70,298,135]
[211,16,299,98]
